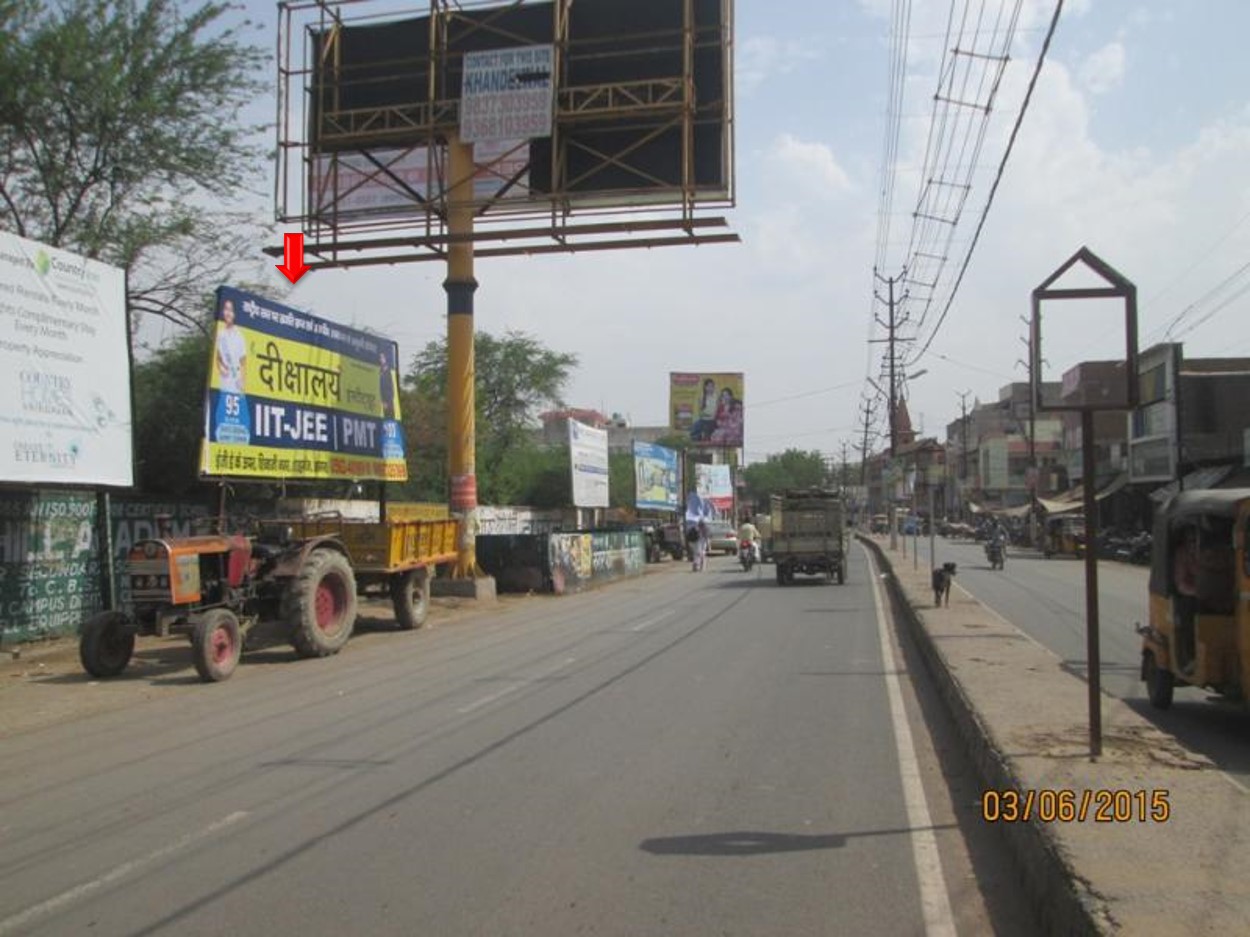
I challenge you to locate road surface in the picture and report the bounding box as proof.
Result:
[0,546,1039,936]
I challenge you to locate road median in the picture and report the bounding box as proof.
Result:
[860,533,1249,936]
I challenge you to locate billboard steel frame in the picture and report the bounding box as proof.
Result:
[271,0,737,268]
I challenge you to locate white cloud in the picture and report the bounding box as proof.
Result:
[767,133,854,198]
[737,35,823,92]
[1078,42,1125,94]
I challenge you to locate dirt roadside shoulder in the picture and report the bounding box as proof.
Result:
[0,594,496,739]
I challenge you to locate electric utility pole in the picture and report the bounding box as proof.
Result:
[958,389,973,521]
[871,269,908,457]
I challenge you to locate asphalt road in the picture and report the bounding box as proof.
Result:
[0,547,1039,936]
[911,533,1250,788]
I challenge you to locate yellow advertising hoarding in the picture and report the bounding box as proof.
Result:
[200,286,406,481]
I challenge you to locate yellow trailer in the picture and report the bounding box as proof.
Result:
[282,515,460,630]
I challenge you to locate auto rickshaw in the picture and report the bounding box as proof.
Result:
[1136,489,1249,709]
[1043,514,1085,558]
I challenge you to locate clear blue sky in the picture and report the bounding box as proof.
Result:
[213,0,1250,463]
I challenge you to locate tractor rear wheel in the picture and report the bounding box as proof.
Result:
[80,611,135,678]
[191,609,242,682]
[390,568,430,631]
[285,550,358,658]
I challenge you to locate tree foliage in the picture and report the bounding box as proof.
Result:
[741,449,830,506]
[131,328,211,495]
[403,329,578,503]
[0,0,270,331]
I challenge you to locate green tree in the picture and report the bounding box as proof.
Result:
[403,330,578,504]
[131,329,211,496]
[0,0,269,331]
[741,449,829,506]
[608,450,635,511]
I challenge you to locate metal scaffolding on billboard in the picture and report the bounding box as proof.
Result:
[271,0,737,269]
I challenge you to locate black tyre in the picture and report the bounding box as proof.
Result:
[284,549,358,658]
[191,609,242,682]
[80,611,135,678]
[390,567,430,631]
[1144,652,1174,710]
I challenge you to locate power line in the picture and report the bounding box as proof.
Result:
[906,0,1065,367]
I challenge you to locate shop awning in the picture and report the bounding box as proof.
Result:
[1149,465,1235,503]
[1037,472,1129,515]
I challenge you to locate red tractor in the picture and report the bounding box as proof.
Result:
[79,513,457,682]
[80,521,363,682]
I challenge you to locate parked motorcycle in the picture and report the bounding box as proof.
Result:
[739,539,757,572]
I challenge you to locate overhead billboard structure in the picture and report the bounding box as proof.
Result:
[199,287,408,482]
[274,0,736,267]
[568,418,609,508]
[669,371,744,447]
[0,232,133,488]
[633,441,679,511]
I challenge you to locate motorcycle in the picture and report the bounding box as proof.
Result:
[985,540,1006,570]
[739,539,757,572]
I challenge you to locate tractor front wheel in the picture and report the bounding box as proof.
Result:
[80,611,135,678]
[284,550,358,659]
[191,609,242,682]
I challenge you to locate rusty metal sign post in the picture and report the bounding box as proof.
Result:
[1031,247,1139,759]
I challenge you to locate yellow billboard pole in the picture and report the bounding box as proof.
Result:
[445,133,482,577]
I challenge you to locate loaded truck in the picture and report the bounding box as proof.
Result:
[768,488,848,585]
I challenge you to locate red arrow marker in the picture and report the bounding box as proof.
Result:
[275,232,310,283]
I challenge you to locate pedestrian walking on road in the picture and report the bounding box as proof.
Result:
[689,519,709,572]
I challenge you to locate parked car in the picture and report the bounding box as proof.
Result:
[706,521,738,555]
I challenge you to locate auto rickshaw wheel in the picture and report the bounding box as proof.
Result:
[1144,651,1174,710]
[80,611,135,678]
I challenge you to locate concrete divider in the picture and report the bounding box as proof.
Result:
[860,533,1250,936]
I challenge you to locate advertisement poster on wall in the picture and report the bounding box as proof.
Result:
[200,286,408,482]
[633,441,679,511]
[0,232,133,486]
[669,372,744,447]
[568,418,609,508]
[695,463,734,513]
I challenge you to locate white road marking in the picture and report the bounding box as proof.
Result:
[0,810,249,936]
[865,546,958,937]
[631,610,676,632]
[456,657,578,714]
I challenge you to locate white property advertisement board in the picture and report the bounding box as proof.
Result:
[567,418,609,508]
[460,45,555,143]
[0,232,133,486]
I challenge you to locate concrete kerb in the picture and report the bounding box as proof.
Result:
[861,531,1250,936]
[860,534,1111,936]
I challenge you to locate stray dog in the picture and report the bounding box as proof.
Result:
[932,562,957,607]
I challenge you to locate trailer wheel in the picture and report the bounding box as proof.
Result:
[1143,651,1174,710]
[285,549,357,658]
[191,609,242,682]
[80,611,134,678]
[390,568,430,631]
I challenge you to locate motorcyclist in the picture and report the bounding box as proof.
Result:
[738,516,761,563]
[987,522,1007,566]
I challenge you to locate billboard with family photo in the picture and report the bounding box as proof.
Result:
[200,287,407,481]
[670,372,744,447]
